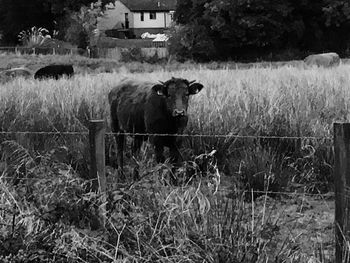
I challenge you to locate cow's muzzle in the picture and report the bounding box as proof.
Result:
[173,109,186,117]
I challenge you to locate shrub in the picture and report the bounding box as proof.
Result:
[120,47,165,64]
[168,24,216,62]
[120,47,143,62]
[17,27,51,48]
[0,141,103,262]
[65,22,89,49]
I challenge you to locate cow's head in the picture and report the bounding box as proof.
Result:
[152,77,203,117]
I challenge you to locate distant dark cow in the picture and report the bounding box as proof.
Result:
[34,64,74,80]
[108,77,204,171]
[304,52,340,67]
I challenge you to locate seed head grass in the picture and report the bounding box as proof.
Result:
[0,64,347,189]
[2,65,349,135]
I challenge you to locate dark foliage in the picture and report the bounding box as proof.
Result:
[0,0,111,45]
[171,0,350,61]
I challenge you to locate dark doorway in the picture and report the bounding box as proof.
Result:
[125,13,129,29]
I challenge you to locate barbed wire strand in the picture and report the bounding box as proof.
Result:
[0,131,334,197]
[0,131,89,135]
[0,176,336,198]
[0,131,333,140]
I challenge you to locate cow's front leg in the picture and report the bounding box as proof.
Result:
[169,142,182,185]
[154,139,165,163]
[116,133,125,179]
[169,145,182,165]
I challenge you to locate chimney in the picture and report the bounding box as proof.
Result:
[158,1,160,7]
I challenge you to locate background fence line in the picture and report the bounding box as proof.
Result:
[0,44,169,60]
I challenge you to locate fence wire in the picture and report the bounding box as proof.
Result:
[0,130,333,141]
[0,129,335,199]
[0,175,335,198]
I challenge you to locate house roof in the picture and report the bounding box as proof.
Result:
[120,0,176,12]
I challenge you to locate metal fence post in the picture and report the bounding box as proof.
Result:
[334,123,350,263]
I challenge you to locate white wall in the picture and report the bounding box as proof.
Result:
[97,0,174,31]
[97,1,131,30]
[165,12,173,28]
[133,11,173,28]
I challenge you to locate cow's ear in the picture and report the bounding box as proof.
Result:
[152,84,167,96]
[189,83,203,95]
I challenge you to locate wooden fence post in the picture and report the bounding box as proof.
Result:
[334,123,350,263]
[89,120,106,193]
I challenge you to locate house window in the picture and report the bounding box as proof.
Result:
[124,13,129,29]
[150,12,156,20]
[140,12,144,21]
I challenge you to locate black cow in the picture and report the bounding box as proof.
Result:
[34,64,74,80]
[108,77,204,171]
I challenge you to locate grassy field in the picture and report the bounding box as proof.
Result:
[0,62,347,189]
[0,55,348,262]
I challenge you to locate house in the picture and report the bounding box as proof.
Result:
[97,0,176,38]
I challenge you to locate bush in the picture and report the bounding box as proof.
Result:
[65,22,89,49]
[168,24,216,62]
[120,47,165,63]
[120,47,143,62]
[17,27,51,48]
[0,141,102,262]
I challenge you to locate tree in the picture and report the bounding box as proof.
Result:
[205,0,294,58]
[322,0,350,51]
[0,0,54,44]
[65,4,104,48]
[172,0,295,60]
[0,0,111,45]
[171,0,350,61]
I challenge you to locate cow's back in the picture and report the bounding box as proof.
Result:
[109,79,152,133]
[34,64,74,79]
[304,52,340,67]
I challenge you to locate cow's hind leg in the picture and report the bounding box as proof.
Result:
[132,135,144,156]
[110,101,125,179]
[116,133,125,179]
[131,135,146,181]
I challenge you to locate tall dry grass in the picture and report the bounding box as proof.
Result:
[2,65,349,134]
[0,64,344,262]
[0,64,347,188]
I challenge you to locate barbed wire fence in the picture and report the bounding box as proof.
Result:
[0,43,169,60]
[0,120,348,260]
[0,46,86,56]
[0,130,333,140]
[0,121,335,198]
